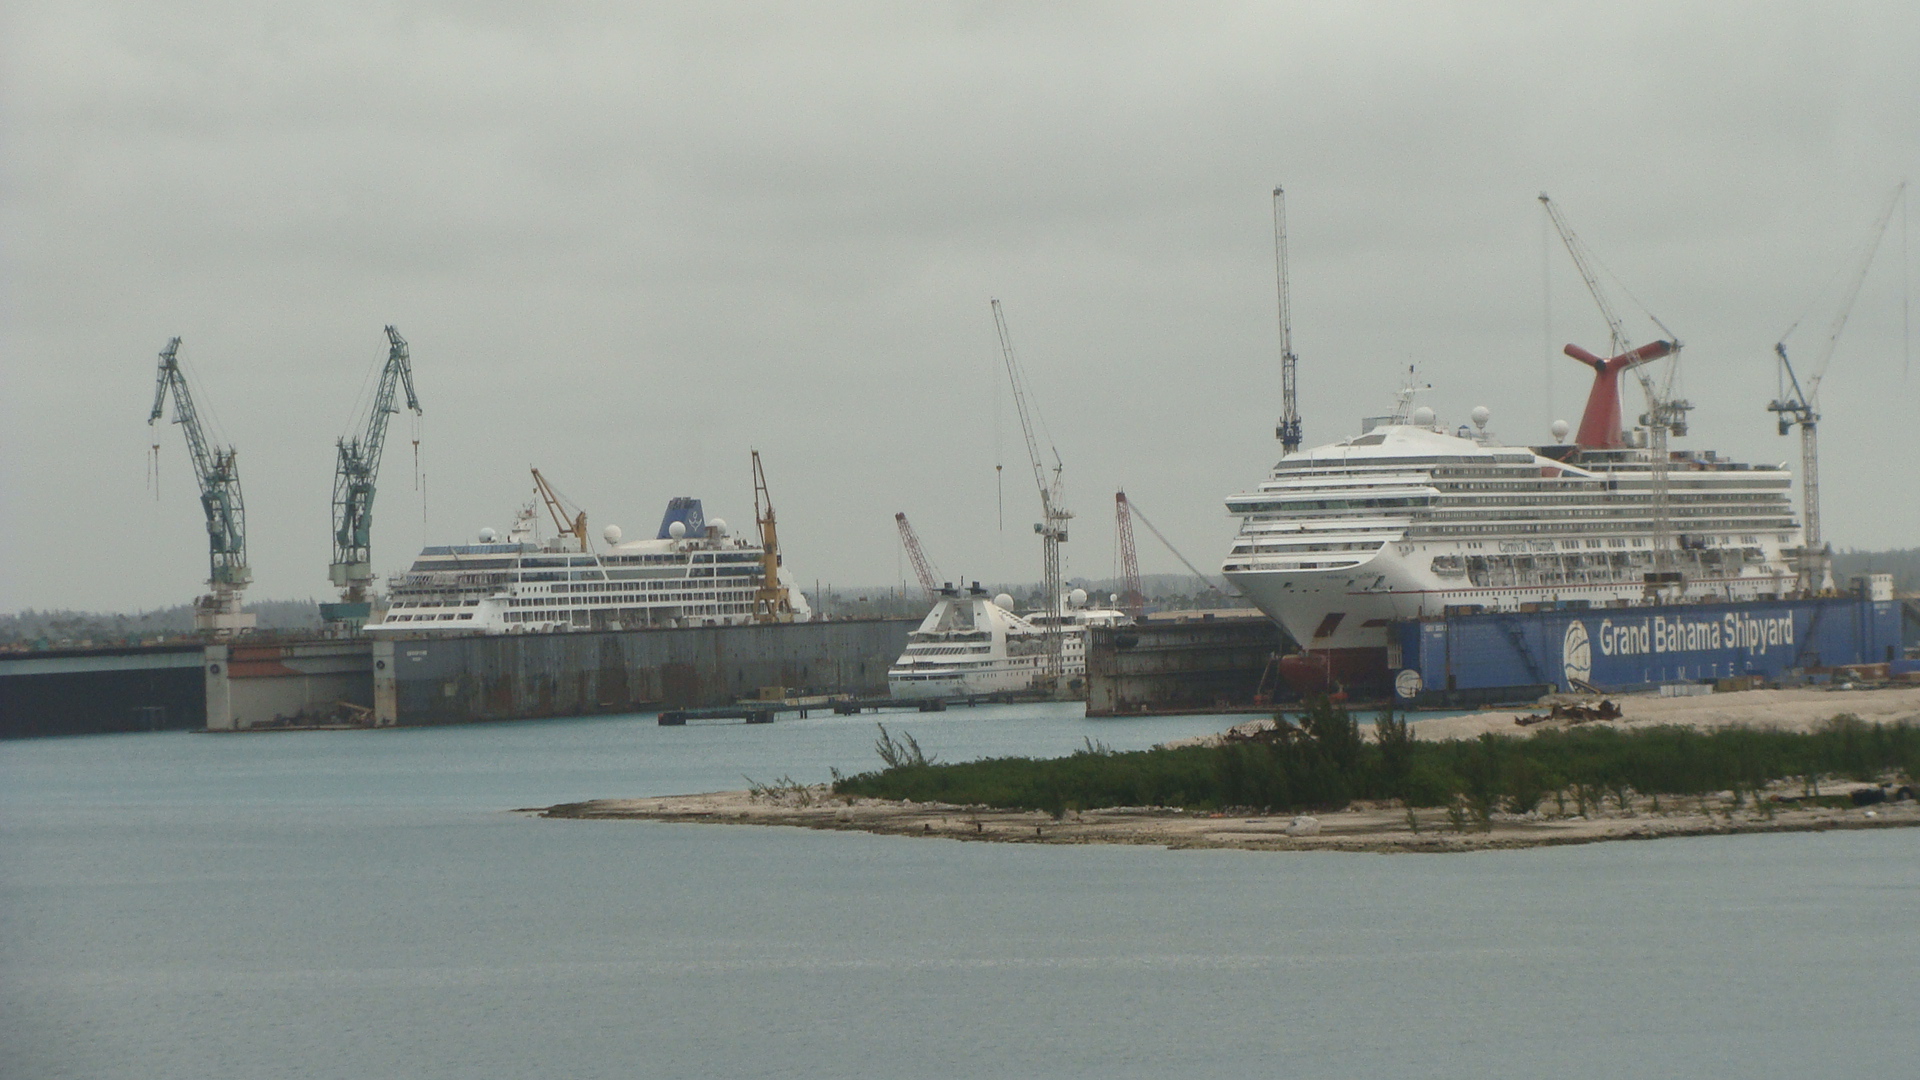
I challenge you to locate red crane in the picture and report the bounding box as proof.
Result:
[1114,491,1144,618]
[895,512,942,601]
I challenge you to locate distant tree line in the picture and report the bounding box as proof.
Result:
[0,600,322,646]
[835,703,1920,820]
[1832,548,1920,594]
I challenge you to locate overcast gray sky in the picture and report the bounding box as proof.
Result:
[3,1,1917,613]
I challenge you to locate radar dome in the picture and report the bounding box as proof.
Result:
[1412,406,1436,427]
[477,527,498,543]
[1551,419,1571,441]
[668,520,686,539]
[1069,588,1088,607]
[1471,405,1491,429]
[710,518,727,536]
[602,525,622,545]
[994,593,1015,610]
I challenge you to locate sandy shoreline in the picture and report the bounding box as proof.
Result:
[533,686,1920,853]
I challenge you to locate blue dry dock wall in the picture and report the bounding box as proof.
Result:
[1393,598,1900,699]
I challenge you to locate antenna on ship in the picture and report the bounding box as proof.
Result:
[1272,186,1303,453]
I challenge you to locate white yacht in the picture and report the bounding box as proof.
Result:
[1222,351,1802,694]
[887,585,1128,699]
[366,497,811,635]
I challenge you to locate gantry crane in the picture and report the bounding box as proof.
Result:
[991,298,1071,687]
[1770,182,1905,595]
[328,326,421,613]
[1114,492,1144,618]
[1539,194,1686,579]
[895,512,943,601]
[148,338,254,635]
[752,450,796,622]
[531,467,590,552]
[1272,186,1303,453]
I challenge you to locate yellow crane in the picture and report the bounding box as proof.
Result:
[751,450,795,622]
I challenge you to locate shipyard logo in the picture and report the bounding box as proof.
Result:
[1595,613,1795,657]
[1562,621,1592,688]
[1394,668,1423,700]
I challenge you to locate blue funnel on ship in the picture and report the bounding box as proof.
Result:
[657,497,706,539]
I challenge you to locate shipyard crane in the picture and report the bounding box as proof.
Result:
[1769,182,1905,595]
[531,467,590,552]
[751,450,796,622]
[1272,186,1303,453]
[991,298,1071,687]
[1539,194,1685,579]
[328,326,421,614]
[148,338,254,635]
[1114,492,1144,618]
[895,512,944,601]
[1120,492,1236,597]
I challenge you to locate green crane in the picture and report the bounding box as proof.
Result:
[327,326,421,615]
[148,337,254,635]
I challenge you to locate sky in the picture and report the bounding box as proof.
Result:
[3,1,1917,613]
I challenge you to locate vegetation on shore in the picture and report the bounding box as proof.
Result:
[831,702,1920,819]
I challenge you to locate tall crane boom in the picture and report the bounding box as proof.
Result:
[1768,182,1904,595]
[895,512,943,601]
[530,467,589,552]
[991,298,1071,687]
[751,450,796,623]
[1272,186,1302,453]
[1114,492,1144,618]
[330,326,422,605]
[1539,194,1687,585]
[148,337,253,635]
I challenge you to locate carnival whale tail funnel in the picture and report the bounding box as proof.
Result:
[1566,340,1674,449]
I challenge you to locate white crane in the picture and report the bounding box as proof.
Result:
[1272,186,1303,453]
[1539,194,1686,584]
[990,298,1071,688]
[1770,182,1905,594]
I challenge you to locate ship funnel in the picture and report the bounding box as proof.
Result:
[1566,340,1673,448]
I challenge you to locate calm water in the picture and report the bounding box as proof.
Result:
[4,704,1917,1079]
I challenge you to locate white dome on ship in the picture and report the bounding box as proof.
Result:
[1551,419,1571,441]
[668,520,686,539]
[1069,588,1088,607]
[994,593,1015,610]
[710,518,727,535]
[1412,406,1436,427]
[602,524,622,545]
[1471,405,1490,429]
[477,527,497,543]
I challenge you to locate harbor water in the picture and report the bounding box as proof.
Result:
[4,704,1917,1078]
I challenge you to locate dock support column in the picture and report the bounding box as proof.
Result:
[203,644,234,731]
[372,638,397,727]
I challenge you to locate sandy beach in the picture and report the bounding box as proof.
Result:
[535,686,1920,853]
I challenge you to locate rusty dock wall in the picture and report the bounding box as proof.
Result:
[373,618,915,725]
[1086,615,1288,717]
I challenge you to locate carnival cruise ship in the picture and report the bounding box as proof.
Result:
[1223,345,1803,693]
[887,585,1127,699]
[365,497,811,635]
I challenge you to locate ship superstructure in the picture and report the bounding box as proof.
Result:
[1223,369,1802,693]
[887,586,1126,699]
[365,497,811,636]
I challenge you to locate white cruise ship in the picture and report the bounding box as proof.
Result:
[1222,350,1802,695]
[887,585,1127,699]
[365,497,811,636]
